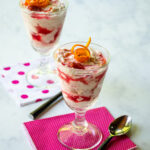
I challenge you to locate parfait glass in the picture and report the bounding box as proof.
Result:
[54,42,110,149]
[19,0,68,87]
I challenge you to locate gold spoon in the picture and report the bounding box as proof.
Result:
[97,115,132,150]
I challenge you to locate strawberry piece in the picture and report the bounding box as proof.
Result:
[28,6,42,11]
[64,49,70,51]
[68,62,85,69]
[61,63,65,66]
[64,53,72,58]
[99,53,106,65]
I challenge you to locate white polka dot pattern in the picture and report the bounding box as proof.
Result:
[0,60,60,106]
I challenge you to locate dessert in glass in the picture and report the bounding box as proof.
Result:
[54,37,110,149]
[20,0,68,87]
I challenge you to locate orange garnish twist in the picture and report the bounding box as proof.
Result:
[71,37,91,63]
[74,48,90,63]
[25,0,50,7]
[85,36,91,47]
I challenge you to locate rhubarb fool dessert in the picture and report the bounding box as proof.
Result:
[20,0,67,55]
[55,38,109,110]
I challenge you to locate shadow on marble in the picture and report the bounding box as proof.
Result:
[127,124,141,150]
[127,123,140,137]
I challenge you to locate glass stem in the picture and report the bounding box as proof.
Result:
[40,55,49,67]
[39,55,50,73]
[73,112,88,132]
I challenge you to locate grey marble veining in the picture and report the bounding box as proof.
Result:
[0,0,150,149]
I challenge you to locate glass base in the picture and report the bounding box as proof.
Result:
[57,122,102,150]
[26,67,59,88]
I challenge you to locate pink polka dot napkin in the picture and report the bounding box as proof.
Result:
[23,107,137,150]
[0,60,60,106]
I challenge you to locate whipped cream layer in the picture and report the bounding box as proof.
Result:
[56,46,108,110]
[57,48,106,69]
[21,0,67,55]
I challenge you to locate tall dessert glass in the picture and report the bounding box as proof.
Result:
[54,40,110,149]
[19,0,68,87]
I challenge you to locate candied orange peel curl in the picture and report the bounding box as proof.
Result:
[25,0,50,7]
[71,37,91,63]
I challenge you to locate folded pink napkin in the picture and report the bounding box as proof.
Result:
[0,60,60,106]
[23,107,136,150]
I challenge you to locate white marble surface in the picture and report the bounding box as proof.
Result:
[0,0,150,149]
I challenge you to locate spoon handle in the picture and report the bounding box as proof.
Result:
[97,135,113,150]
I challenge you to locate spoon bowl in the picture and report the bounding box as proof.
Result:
[98,115,132,150]
[109,115,132,136]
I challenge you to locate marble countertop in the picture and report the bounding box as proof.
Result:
[0,0,150,149]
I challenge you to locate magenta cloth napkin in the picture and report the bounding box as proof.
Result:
[0,60,60,106]
[23,107,136,150]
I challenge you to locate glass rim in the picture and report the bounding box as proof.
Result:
[19,0,68,16]
[54,41,111,71]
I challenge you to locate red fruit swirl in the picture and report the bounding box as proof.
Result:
[32,33,42,41]
[99,53,107,65]
[49,26,62,44]
[91,70,106,93]
[57,68,88,85]
[54,26,62,41]
[63,91,91,103]
[31,13,50,19]
[36,25,53,34]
